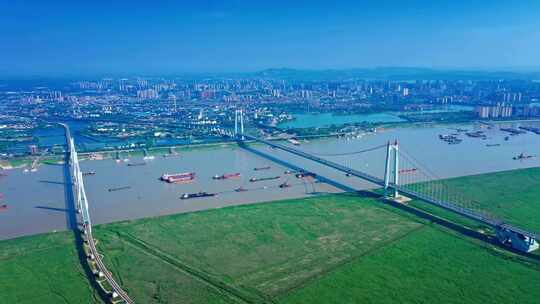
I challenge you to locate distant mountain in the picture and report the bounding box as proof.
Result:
[251,67,540,81]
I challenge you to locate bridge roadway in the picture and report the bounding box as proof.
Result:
[242,135,540,241]
[62,123,134,304]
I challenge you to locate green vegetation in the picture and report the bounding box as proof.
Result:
[282,225,540,304]
[0,232,102,304]
[409,167,540,234]
[94,194,422,302]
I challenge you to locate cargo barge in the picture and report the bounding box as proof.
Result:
[180,192,216,199]
[279,181,291,188]
[213,172,241,180]
[519,126,540,135]
[513,153,535,160]
[235,186,248,192]
[295,172,316,179]
[465,131,486,139]
[82,171,96,176]
[249,176,280,182]
[500,128,526,135]
[161,172,195,183]
[108,186,131,192]
[127,162,146,167]
[254,166,271,171]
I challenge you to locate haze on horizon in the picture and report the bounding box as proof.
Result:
[1,0,540,76]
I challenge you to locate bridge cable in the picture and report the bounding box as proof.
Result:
[302,144,387,157]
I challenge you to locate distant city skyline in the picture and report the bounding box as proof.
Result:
[2,0,540,76]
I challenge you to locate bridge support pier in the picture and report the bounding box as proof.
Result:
[384,141,400,199]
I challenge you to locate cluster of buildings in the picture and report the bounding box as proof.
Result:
[476,103,540,119]
[476,104,514,119]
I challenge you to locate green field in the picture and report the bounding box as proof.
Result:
[1,168,540,303]
[408,167,540,234]
[282,225,540,304]
[93,194,423,303]
[0,232,103,304]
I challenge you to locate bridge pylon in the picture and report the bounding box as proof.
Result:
[384,140,399,199]
[234,109,245,140]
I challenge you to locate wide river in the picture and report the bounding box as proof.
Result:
[1,121,540,240]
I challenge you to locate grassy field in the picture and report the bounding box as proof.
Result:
[94,194,423,302]
[408,167,540,234]
[282,224,540,304]
[0,232,103,304]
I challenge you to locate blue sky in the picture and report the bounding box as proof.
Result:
[1,0,540,76]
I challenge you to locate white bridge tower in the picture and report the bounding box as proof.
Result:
[234,109,245,140]
[384,140,399,198]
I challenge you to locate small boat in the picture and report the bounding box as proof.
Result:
[180,192,216,200]
[513,153,535,160]
[108,186,131,192]
[213,173,241,180]
[254,166,271,171]
[279,182,291,188]
[235,187,248,192]
[486,144,501,147]
[504,136,510,141]
[249,176,280,182]
[127,162,146,167]
[143,155,155,160]
[287,139,301,145]
[295,172,316,179]
[0,204,7,211]
[82,171,96,176]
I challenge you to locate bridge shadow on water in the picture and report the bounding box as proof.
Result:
[39,180,65,185]
[239,142,360,193]
[240,142,540,263]
[62,151,110,303]
[35,205,71,213]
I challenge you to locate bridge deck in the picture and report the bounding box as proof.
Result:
[63,123,133,304]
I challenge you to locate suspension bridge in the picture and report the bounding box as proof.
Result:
[62,123,133,304]
[232,110,539,253]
